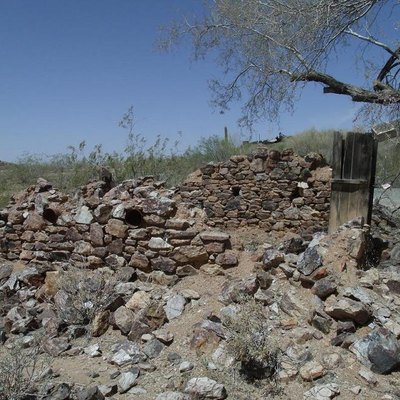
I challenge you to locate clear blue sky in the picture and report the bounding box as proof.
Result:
[0,0,368,162]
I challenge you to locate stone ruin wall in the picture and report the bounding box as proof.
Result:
[0,177,235,278]
[177,148,332,238]
[0,148,332,269]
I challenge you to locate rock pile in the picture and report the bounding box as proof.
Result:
[1,219,400,399]
[177,148,331,236]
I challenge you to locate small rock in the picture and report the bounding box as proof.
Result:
[168,352,182,365]
[299,361,325,381]
[313,277,337,299]
[164,295,187,320]
[325,297,371,325]
[84,344,101,357]
[75,386,105,400]
[156,392,189,400]
[118,368,140,394]
[303,383,340,399]
[263,249,285,270]
[98,384,118,397]
[350,386,362,395]
[184,377,227,399]
[179,361,194,372]
[153,329,174,345]
[358,368,378,385]
[215,252,238,268]
[143,339,165,359]
[297,247,322,276]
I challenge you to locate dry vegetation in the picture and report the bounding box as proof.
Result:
[1,128,399,209]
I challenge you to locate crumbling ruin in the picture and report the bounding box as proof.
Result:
[0,149,331,265]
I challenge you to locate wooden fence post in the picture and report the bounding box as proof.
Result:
[328,132,377,233]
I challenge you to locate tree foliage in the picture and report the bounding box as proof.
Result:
[162,0,400,126]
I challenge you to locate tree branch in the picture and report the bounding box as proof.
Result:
[293,70,400,104]
[344,28,396,56]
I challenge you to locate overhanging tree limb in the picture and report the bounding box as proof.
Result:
[293,70,400,104]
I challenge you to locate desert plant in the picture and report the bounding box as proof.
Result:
[224,296,281,383]
[0,342,48,400]
[54,267,116,328]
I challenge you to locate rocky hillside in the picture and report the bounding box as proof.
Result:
[1,151,400,399]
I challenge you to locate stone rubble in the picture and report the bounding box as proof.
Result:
[0,149,400,399]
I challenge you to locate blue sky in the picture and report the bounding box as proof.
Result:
[0,0,384,161]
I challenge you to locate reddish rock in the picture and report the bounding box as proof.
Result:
[129,253,151,272]
[215,252,238,268]
[205,242,225,254]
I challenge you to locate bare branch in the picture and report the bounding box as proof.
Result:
[294,70,400,104]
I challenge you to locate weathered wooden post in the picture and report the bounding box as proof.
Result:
[328,132,378,233]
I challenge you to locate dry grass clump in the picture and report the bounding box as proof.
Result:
[0,342,48,400]
[224,297,281,383]
[54,267,116,327]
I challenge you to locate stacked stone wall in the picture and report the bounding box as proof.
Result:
[0,177,233,276]
[177,148,332,237]
[0,148,332,267]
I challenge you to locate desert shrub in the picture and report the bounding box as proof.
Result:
[54,267,116,327]
[224,296,281,382]
[270,128,335,164]
[0,342,47,400]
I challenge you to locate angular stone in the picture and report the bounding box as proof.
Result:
[350,328,400,374]
[23,213,47,231]
[105,254,126,269]
[297,247,323,276]
[148,237,173,250]
[143,338,165,359]
[303,383,340,399]
[165,294,187,320]
[313,277,337,299]
[199,231,230,242]
[176,265,198,277]
[215,252,238,268]
[84,343,101,357]
[109,341,147,366]
[171,246,208,267]
[299,361,325,381]
[184,377,227,399]
[126,291,151,311]
[129,252,150,272]
[75,206,93,225]
[91,310,110,337]
[90,223,104,246]
[118,368,140,394]
[219,277,258,305]
[105,219,128,238]
[113,306,135,335]
[75,386,105,400]
[94,204,112,224]
[74,240,93,256]
[151,256,177,274]
[325,297,372,325]
[262,249,285,270]
[43,337,70,356]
